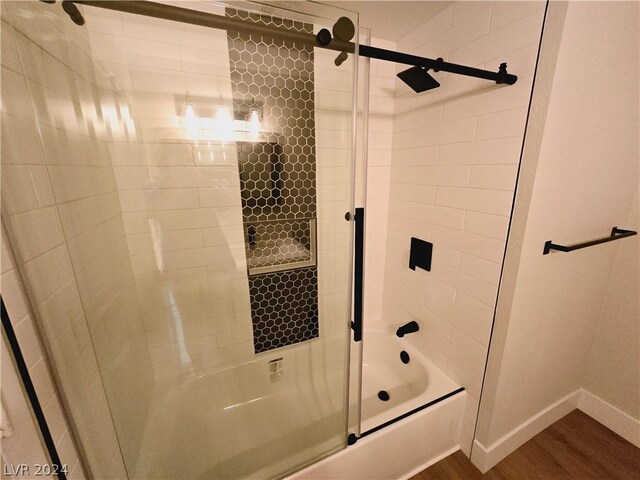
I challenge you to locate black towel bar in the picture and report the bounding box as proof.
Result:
[543,227,637,255]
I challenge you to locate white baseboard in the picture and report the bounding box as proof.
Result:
[578,389,640,448]
[471,388,640,473]
[470,389,581,473]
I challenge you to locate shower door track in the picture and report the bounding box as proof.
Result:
[52,0,518,86]
[351,387,465,444]
[1,297,68,479]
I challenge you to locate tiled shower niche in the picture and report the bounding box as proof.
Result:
[226,8,319,353]
[244,219,316,275]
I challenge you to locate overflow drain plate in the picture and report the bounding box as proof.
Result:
[400,351,410,364]
[378,390,390,401]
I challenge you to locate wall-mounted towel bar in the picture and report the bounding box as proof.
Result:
[543,227,637,255]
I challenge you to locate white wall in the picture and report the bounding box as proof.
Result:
[381,1,546,454]
[583,191,639,420]
[474,0,639,469]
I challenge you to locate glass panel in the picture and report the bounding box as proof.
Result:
[347,26,371,439]
[1,1,358,478]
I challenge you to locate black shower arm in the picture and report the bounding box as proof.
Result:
[61,0,517,86]
[359,45,516,84]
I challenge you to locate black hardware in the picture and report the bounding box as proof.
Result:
[344,211,351,221]
[331,16,355,66]
[53,1,517,90]
[362,44,517,86]
[316,28,332,46]
[543,227,637,255]
[496,63,510,84]
[400,351,410,364]
[409,237,433,272]
[1,298,68,480]
[69,0,343,47]
[351,208,364,343]
[332,16,356,42]
[396,321,419,338]
[347,433,359,445]
[334,51,349,67]
[62,1,85,25]
[397,66,440,93]
[378,390,390,401]
[359,387,465,439]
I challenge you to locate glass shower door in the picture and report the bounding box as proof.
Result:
[0,0,359,478]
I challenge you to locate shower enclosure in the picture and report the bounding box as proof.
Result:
[1,1,359,478]
[1,0,537,478]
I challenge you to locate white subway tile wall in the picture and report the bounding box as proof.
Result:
[364,39,397,325]
[315,35,397,332]
[381,1,546,455]
[82,2,358,379]
[314,46,354,338]
[1,1,153,476]
[82,3,253,381]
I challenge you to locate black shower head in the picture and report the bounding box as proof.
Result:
[397,66,440,93]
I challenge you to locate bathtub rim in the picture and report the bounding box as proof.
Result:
[359,386,465,438]
[360,328,463,434]
[287,389,467,480]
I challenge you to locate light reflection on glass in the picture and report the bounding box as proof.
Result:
[213,106,234,142]
[166,288,193,373]
[148,217,193,373]
[179,100,265,145]
[248,108,261,140]
[148,218,165,275]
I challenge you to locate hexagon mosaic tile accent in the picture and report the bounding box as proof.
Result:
[226,8,319,353]
[226,9,316,225]
[249,267,319,354]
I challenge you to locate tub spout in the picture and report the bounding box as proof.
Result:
[396,321,419,338]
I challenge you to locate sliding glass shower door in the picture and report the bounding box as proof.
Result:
[0,1,359,478]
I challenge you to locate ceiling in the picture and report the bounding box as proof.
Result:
[327,1,452,41]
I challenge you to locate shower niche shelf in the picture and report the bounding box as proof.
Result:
[245,218,316,275]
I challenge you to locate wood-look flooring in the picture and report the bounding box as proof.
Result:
[411,410,640,480]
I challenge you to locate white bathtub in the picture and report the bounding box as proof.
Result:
[133,335,349,480]
[361,329,463,433]
[290,329,466,480]
[135,329,464,479]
